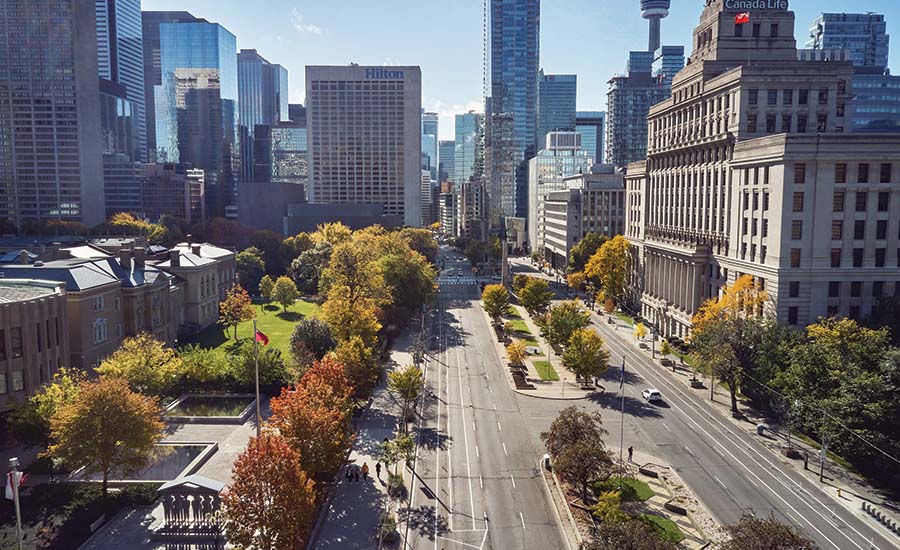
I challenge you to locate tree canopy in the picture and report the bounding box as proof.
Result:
[236,247,266,293]
[519,277,554,313]
[584,235,630,304]
[569,232,608,274]
[219,284,256,340]
[562,328,610,382]
[482,284,511,320]
[544,301,591,348]
[96,333,182,395]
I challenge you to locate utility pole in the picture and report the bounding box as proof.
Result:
[619,356,626,484]
[253,319,261,439]
[9,457,23,550]
[819,435,829,483]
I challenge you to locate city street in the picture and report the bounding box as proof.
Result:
[403,249,567,550]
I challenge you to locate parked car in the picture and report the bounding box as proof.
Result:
[641,388,663,402]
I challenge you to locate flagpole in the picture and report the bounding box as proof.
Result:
[619,357,626,483]
[9,458,23,550]
[253,319,261,439]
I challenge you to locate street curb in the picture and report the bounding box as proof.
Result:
[513,388,590,400]
[538,458,580,550]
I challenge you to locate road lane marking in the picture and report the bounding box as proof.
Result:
[663,423,672,432]
[520,511,526,529]
[714,475,727,490]
[480,475,484,489]
[475,445,479,458]
[685,446,694,456]
[497,421,502,432]
[510,475,516,489]
[492,402,497,410]
[503,442,508,457]
[473,421,476,432]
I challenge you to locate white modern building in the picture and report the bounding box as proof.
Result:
[625,0,900,338]
[306,65,423,227]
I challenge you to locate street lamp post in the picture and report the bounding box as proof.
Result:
[9,457,23,550]
[253,319,261,439]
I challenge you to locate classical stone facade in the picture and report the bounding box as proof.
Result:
[625,0,900,338]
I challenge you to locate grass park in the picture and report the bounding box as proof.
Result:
[533,359,559,381]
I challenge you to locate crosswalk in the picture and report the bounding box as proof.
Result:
[437,277,478,286]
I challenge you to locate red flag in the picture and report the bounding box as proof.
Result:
[734,12,750,25]
[255,330,269,346]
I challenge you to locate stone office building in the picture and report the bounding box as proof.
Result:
[625,0,900,338]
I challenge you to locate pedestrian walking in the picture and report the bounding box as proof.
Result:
[354,467,360,482]
[345,465,353,482]
[376,462,382,479]
[362,463,369,480]
[627,446,634,463]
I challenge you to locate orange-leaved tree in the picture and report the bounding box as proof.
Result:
[221,433,317,550]
[219,284,256,340]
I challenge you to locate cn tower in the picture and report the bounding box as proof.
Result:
[641,0,671,53]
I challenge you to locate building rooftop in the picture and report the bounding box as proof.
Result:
[0,257,172,292]
[0,279,65,303]
[172,243,234,259]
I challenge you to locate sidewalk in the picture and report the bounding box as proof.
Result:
[594,307,900,544]
[309,331,415,549]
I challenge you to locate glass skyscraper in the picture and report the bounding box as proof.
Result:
[439,140,455,183]
[0,0,106,227]
[576,111,605,166]
[538,71,577,146]
[487,0,540,220]
[96,0,146,161]
[238,49,288,181]
[454,112,484,186]
[422,111,439,180]
[155,19,239,217]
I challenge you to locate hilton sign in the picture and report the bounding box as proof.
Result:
[724,0,788,8]
[364,67,405,79]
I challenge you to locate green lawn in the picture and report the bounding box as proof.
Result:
[638,514,685,544]
[533,360,559,381]
[594,476,653,502]
[615,312,636,326]
[508,318,531,334]
[188,300,320,358]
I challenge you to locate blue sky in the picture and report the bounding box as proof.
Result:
[142,0,900,139]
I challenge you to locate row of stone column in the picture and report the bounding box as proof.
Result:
[645,251,704,314]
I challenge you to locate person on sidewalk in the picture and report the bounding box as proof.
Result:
[628,446,634,463]
[376,462,382,479]
[354,467,360,482]
[362,463,370,480]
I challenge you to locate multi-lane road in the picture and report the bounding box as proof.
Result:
[401,250,896,549]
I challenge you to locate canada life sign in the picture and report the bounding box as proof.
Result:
[724,0,788,8]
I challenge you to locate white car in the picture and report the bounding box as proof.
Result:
[642,389,663,402]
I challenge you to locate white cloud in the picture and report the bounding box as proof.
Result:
[291,8,323,35]
[425,99,484,140]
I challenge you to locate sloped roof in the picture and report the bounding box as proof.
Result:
[158,474,225,494]
[0,257,171,291]
[156,251,215,269]
[173,243,234,259]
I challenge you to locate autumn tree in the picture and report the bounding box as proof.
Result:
[267,359,353,477]
[659,340,672,357]
[320,240,391,307]
[569,233,608,274]
[512,274,532,294]
[388,365,424,432]
[543,408,614,502]
[544,301,590,348]
[591,490,629,524]
[219,284,256,340]
[584,235,630,304]
[322,284,382,346]
[721,514,819,550]
[311,221,352,246]
[47,378,164,496]
[519,277,554,313]
[96,332,182,395]
[221,433,317,550]
[399,227,439,264]
[506,339,528,367]
[482,284,510,320]
[582,520,676,550]
[634,322,648,341]
[236,247,266,293]
[259,274,275,303]
[10,368,86,448]
[567,271,587,291]
[330,336,379,398]
[283,231,313,258]
[541,406,608,460]
[272,276,300,311]
[226,341,289,393]
[562,328,610,382]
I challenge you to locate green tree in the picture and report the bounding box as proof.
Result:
[482,284,511,320]
[545,301,590,348]
[378,245,436,320]
[464,239,487,266]
[320,240,391,307]
[388,365,424,432]
[584,235,630,304]
[272,276,300,311]
[290,318,336,362]
[330,336,379,399]
[47,378,165,496]
[583,520,676,550]
[659,340,672,357]
[283,231,314,258]
[562,328,610,382]
[399,227,439,264]
[512,274,532,294]
[9,368,86,448]
[259,274,275,303]
[321,284,382,346]
[96,333,182,395]
[519,277,554,313]
[555,440,614,502]
[721,514,819,550]
[250,229,292,277]
[569,233,608,274]
[236,246,267,294]
[541,406,607,460]
[178,344,228,390]
[219,284,256,340]
[289,242,333,295]
[591,490,629,524]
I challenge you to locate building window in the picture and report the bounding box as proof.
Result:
[770,23,778,37]
[880,163,892,183]
[833,191,845,212]
[93,295,104,311]
[853,248,864,267]
[876,248,886,267]
[877,220,888,240]
[837,104,845,117]
[36,323,41,353]
[818,88,828,105]
[791,220,803,240]
[114,298,120,311]
[828,281,841,298]
[849,305,860,319]
[835,163,847,184]
[854,220,866,240]
[781,114,792,133]
[851,281,862,297]
[10,327,23,358]
[790,248,801,268]
[789,281,800,298]
[761,245,767,262]
[856,191,868,212]
[792,192,804,212]
[746,114,757,133]
[873,281,884,298]
[797,114,807,133]
[0,374,6,395]
[0,329,4,360]
[766,114,776,133]
[787,306,799,325]
[767,90,778,106]
[799,89,809,105]
[748,89,758,105]
[763,192,770,210]
[735,23,743,37]
[752,23,761,38]
[858,163,869,183]
[762,219,769,237]
[11,371,23,392]
[831,248,842,267]
[753,191,759,209]
[878,192,890,212]
[794,163,805,184]
[832,221,843,240]
[93,319,108,344]
[783,89,793,105]
[817,114,827,132]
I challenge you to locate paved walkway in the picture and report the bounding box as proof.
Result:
[310,330,416,549]
[595,306,900,545]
